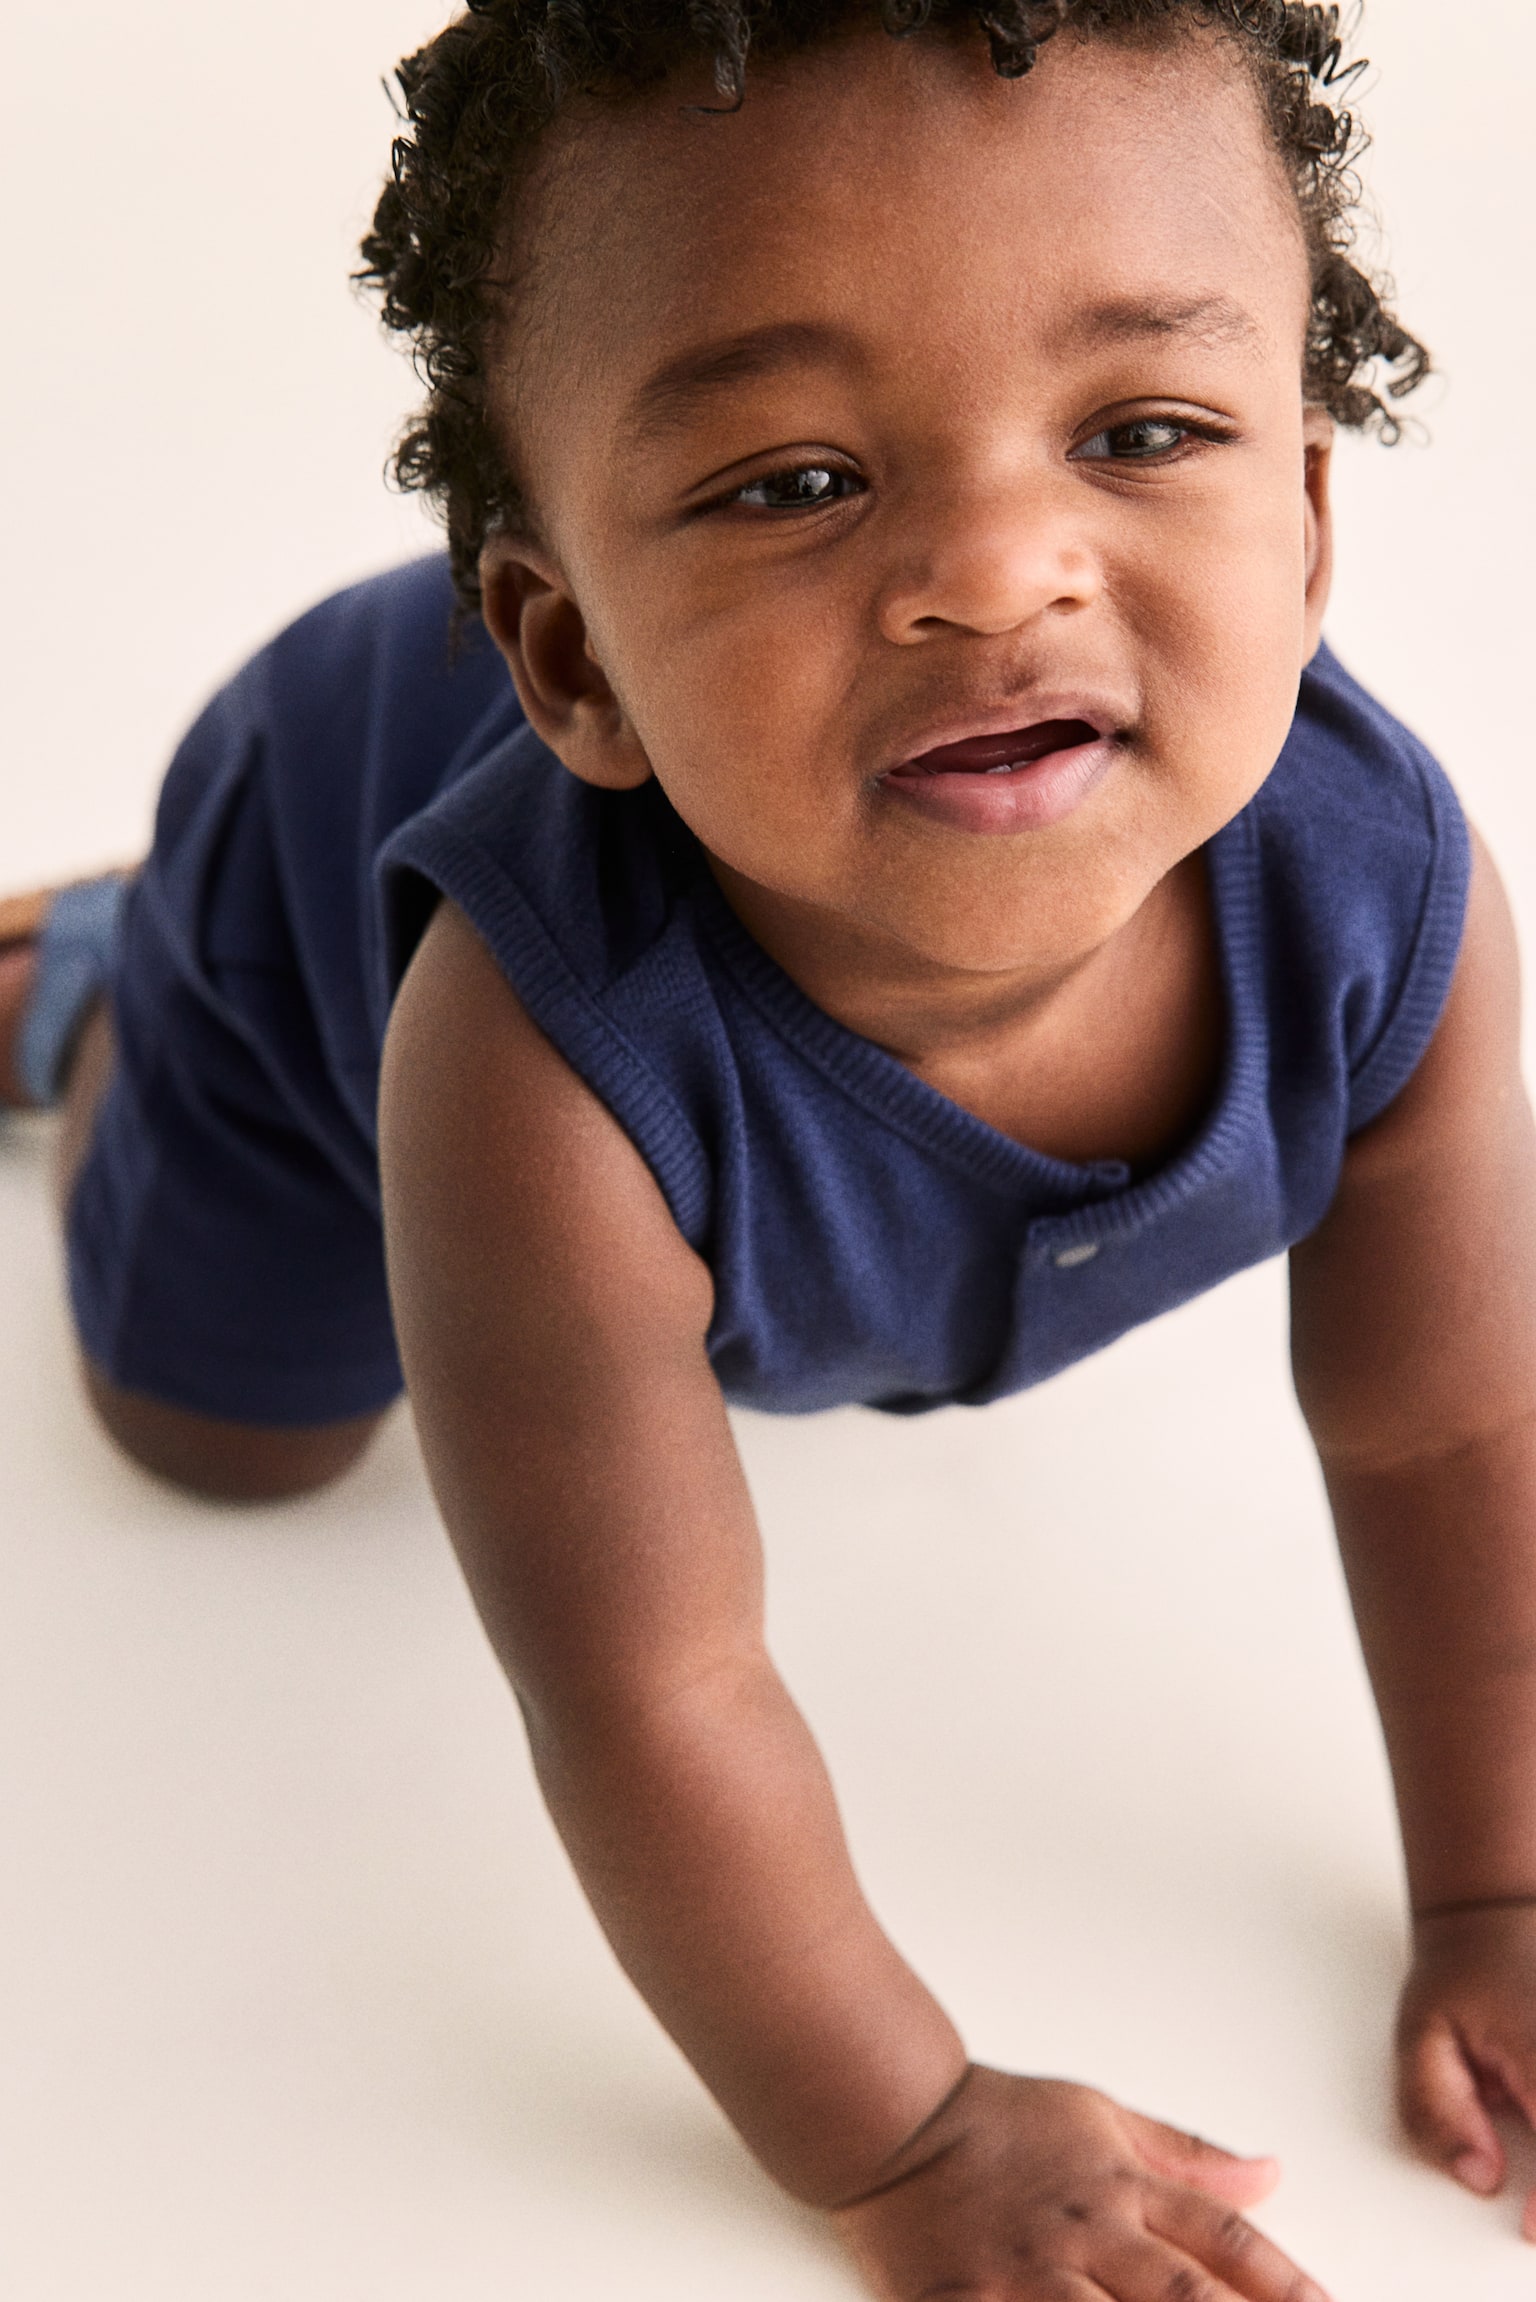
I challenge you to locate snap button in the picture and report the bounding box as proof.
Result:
[1053,1242,1100,1270]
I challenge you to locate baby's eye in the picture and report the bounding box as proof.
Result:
[729,464,863,510]
[1071,418,1200,464]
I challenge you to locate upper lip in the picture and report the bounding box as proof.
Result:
[878,694,1129,777]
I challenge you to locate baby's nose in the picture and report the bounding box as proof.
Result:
[874,480,1102,643]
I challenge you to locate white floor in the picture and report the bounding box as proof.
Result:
[5,0,1536,2294]
[7,1112,1536,2299]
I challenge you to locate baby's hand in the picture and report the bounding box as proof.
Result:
[833,2065,1329,2301]
[1399,1900,1536,2235]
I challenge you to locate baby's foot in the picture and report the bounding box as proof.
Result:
[0,892,48,1107]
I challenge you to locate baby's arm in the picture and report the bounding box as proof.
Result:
[1292,830,1536,2227]
[381,902,963,2201]
[381,901,1325,2301]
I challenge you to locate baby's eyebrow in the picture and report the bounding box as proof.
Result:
[620,293,1263,446]
[1058,292,1265,354]
[622,321,855,441]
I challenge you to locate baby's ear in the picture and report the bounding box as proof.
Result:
[478,538,654,791]
[1301,405,1335,659]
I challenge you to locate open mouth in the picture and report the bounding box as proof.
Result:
[895,719,1106,777]
[879,717,1115,834]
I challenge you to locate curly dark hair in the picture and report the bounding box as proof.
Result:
[358,0,1429,614]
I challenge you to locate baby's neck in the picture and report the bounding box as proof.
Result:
[712,851,1223,1170]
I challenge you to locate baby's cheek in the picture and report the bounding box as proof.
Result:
[1147,521,1312,787]
[616,575,844,758]
[670,750,859,901]
[614,607,863,861]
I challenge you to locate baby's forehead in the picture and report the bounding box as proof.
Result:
[506,28,1305,434]
[366,2,1417,605]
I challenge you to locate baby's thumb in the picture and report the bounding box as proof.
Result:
[1120,2108,1280,2205]
[1398,2012,1505,2196]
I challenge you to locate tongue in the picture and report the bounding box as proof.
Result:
[909,720,1100,775]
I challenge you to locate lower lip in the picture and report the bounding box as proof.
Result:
[879,735,1117,835]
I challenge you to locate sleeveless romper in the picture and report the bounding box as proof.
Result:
[67,555,1469,1424]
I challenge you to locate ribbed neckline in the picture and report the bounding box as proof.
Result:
[694,804,1267,1241]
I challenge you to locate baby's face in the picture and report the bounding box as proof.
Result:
[482,24,1331,983]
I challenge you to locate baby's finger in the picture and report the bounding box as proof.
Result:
[1146,2182,1333,2302]
[1398,2010,1505,2195]
[1480,2059,1536,2243]
[1118,2108,1279,2207]
[1094,2226,1311,2302]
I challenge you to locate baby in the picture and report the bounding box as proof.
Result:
[5,2,1536,2295]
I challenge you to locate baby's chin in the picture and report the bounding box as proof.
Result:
[862,885,1156,983]
[715,839,1162,989]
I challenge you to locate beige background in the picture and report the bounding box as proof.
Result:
[3,2,1535,2294]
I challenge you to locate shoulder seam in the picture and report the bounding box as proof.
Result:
[1345,737,1471,1133]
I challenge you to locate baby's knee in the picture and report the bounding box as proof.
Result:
[81,1362,382,1504]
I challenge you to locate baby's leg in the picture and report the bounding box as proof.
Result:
[4,824,399,1503]
[2,952,382,1504]
[60,1006,383,1503]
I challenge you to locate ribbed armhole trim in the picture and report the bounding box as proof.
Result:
[1346,749,1472,1134]
[380,816,713,1246]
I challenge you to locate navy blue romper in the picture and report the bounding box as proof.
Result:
[67,555,1470,1426]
